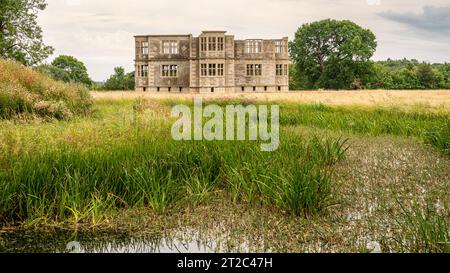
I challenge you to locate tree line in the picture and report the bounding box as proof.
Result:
[289,59,450,90]
[36,56,135,90]
[288,19,450,90]
[1,1,449,91]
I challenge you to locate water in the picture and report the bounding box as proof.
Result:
[0,229,249,253]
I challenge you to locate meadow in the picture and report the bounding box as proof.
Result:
[0,61,450,252]
[0,87,449,252]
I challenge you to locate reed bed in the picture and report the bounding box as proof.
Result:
[0,100,348,225]
[280,103,449,154]
[0,97,448,253]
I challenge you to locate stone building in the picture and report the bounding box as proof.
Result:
[134,31,289,93]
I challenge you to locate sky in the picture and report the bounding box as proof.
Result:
[37,0,450,81]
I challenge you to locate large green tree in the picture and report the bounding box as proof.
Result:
[103,67,135,90]
[36,64,71,83]
[289,19,377,89]
[51,55,92,86]
[0,0,54,65]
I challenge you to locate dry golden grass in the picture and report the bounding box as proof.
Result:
[91,90,450,111]
[0,59,92,120]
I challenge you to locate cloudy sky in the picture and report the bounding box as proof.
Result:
[38,0,450,81]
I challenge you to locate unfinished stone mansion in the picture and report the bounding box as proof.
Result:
[134,31,289,93]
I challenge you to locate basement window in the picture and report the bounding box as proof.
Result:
[157,87,160,92]
[179,87,183,92]
[278,86,281,91]
[241,86,245,92]
[253,86,256,92]
[211,87,215,93]
[264,86,267,91]
[168,87,171,92]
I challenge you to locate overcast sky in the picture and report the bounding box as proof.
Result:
[38,0,450,81]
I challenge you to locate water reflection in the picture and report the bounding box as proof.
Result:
[0,229,247,253]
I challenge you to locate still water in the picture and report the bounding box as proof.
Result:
[0,229,249,253]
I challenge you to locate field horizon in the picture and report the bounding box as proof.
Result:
[91,90,450,112]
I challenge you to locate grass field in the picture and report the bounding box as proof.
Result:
[92,90,450,111]
[0,90,449,253]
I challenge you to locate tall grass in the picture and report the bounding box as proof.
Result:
[3,97,447,230]
[281,103,450,153]
[0,123,348,225]
[0,59,92,120]
[424,122,450,156]
[396,202,449,253]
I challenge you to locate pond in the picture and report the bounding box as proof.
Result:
[0,228,250,253]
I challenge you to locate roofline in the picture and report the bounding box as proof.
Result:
[134,33,288,40]
[234,38,289,42]
[134,34,192,38]
[200,31,227,34]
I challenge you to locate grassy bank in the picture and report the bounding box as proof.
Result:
[0,59,92,120]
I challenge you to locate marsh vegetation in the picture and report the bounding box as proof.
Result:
[0,91,448,253]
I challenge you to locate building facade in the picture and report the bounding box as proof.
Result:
[134,31,289,93]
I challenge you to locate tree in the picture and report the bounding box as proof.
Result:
[51,55,92,86]
[392,68,419,89]
[0,0,54,66]
[103,67,135,90]
[416,63,437,89]
[36,64,71,83]
[367,63,394,89]
[289,19,377,89]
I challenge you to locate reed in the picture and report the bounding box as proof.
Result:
[0,114,348,224]
[280,103,449,153]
